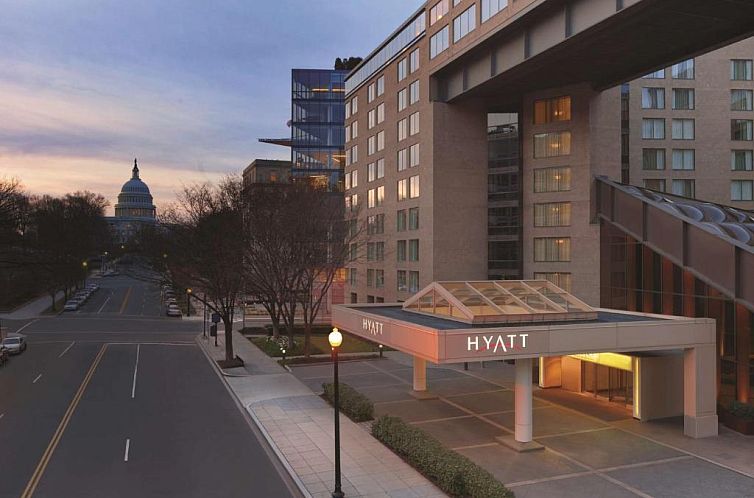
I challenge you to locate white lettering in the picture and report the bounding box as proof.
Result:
[520,334,528,348]
[362,319,384,336]
[494,335,507,353]
[466,333,529,354]
[467,336,479,351]
[482,336,493,351]
[507,334,516,349]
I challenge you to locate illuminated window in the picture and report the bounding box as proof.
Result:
[534,237,571,262]
[533,272,572,292]
[534,202,571,227]
[409,175,420,198]
[429,0,449,25]
[533,96,571,124]
[533,131,571,158]
[534,166,571,192]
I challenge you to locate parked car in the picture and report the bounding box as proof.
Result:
[2,334,27,355]
[166,304,181,317]
[64,300,80,311]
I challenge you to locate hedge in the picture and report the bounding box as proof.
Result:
[372,415,514,498]
[322,382,374,422]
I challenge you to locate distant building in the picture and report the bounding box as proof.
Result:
[241,159,291,189]
[107,159,157,243]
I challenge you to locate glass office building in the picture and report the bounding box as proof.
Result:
[291,69,348,190]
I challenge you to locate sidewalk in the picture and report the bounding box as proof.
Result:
[0,291,63,320]
[197,330,446,498]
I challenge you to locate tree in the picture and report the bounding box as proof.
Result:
[156,177,245,362]
[335,57,363,70]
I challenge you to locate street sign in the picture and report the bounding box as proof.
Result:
[211,313,221,323]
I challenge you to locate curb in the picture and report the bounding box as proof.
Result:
[194,334,311,498]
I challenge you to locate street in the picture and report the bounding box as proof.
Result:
[0,276,297,498]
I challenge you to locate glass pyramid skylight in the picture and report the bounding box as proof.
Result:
[402,280,597,325]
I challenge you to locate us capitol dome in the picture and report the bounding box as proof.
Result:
[107,159,157,243]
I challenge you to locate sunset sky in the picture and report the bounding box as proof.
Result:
[0,0,421,214]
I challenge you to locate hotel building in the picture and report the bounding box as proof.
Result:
[342,0,754,413]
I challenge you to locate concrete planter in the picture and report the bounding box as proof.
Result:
[719,405,754,435]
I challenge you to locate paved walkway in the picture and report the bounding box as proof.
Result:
[197,331,446,498]
[0,291,63,320]
[290,351,754,498]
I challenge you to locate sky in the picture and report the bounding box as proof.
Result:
[0,0,423,214]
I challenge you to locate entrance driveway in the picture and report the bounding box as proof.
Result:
[290,354,754,498]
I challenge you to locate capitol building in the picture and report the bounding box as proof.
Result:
[107,159,157,243]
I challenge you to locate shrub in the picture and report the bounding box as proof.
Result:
[250,336,301,357]
[322,382,374,422]
[372,415,514,498]
[730,400,754,420]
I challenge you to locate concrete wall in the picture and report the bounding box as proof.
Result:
[636,354,685,421]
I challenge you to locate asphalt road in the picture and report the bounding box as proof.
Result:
[0,275,297,498]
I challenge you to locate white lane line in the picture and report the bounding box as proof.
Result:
[0,413,5,420]
[97,293,112,314]
[15,319,38,334]
[58,341,76,358]
[131,344,140,399]
[32,374,42,384]
[124,438,130,462]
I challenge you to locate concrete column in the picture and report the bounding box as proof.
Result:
[515,358,533,443]
[683,345,718,438]
[413,356,427,392]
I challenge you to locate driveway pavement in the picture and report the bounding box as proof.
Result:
[289,353,754,498]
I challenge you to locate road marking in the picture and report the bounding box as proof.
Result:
[21,344,107,498]
[131,344,140,399]
[58,341,75,358]
[15,319,38,334]
[119,287,132,314]
[0,413,4,420]
[97,293,112,313]
[124,438,130,462]
[32,374,42,384]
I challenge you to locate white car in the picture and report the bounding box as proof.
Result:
[64,300,80,311]
[2,334,27,354]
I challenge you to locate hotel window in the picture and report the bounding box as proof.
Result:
[731,150,753,171]
[408,271,419,293]
[732,119,753,141]
[641,88,665,109]
[409,207,419,230]
[398,58,407,82]
[671,119,694,140]
[397,210,407,231]
[533,131,571,158]
[534,166,571,192]
[368,83,376,103]
[731,89,753,111]
[351,121,358,139]
[408,239,419,261]
[348,268,357,285]
[671,179,695,198]
[409,112,420,136]
[345,126,351,143]
[398,118,408,141]
[376,185,384,207]
[409,143,420,167]
[453,5,476,42]
[345,100,351,119]
[672,149,695,170]
[377,158,385,179]
[731,180,754,201]
[346,194,358,212]
[671,59,694,79]
[345,171,351,190]
[409,175,420,198]
[642,69,665,79]
[377,103,385,124]
[375,270,385,288]
[731,59,753,81]
[672,88,694,110]
[368,109,376,129]
[367,269,374,288]
[409,80,420,105]
[368,214,385,235]
[533,96,571,124]
[534,237,571,262]
[368,135,376,156]
[642,149,665,170]
[398,148,408,171]
[481,0,508,23]
[367,242,384,261]
[410,49,420,73]
[368,162,376,181]
[351,96,358,114]
[398,89,407,111]
[643,179,666,192]
[397,179,408,201]
[368,188,376,208]
[377,130,385,151]
[377,75,385,97]
[642,118,665,139]
[397,270,408,292]
[533,272,572,292]
[430,25,450,59]
[534,202,571,227]
[429,0,449,25]
[351,170,358,188]
[397,240,407,262]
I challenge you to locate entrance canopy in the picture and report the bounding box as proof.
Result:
[332,281,715,364]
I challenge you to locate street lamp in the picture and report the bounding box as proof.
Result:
[186,288,192,317]
[328,327,344,498]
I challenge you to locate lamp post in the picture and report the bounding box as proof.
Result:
[82,261,88,287]
[186,288,193,317]
[328,328,344,498]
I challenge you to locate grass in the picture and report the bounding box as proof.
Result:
[250,331,386,357]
